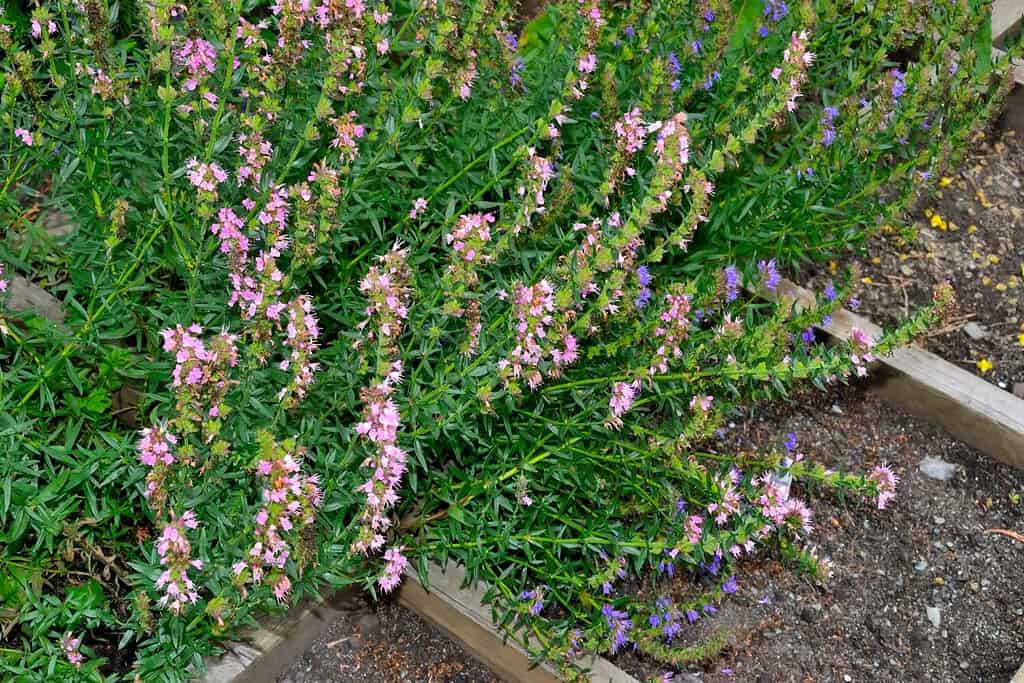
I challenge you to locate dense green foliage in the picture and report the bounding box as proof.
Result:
[0,0,1014,679]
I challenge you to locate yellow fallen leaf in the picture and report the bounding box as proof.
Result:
[976,359,994,374]
[938,177,953,188]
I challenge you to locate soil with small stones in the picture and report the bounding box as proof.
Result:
[823,90,1024,394]
[278,598,502,683]
[614,384,1024,683]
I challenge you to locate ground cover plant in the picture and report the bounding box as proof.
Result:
[0,0,1018,680]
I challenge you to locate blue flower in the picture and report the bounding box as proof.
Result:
[723,575,738,594]
[758,259,781,291]
[782,432,798,454]
[724,265,740,302]
[636,265,653,287]
[891,68,906,100]
[668,52,682,74]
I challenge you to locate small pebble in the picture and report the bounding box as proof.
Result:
[926,606,941,628]
[920,456,958,481]
[963,322,987,340]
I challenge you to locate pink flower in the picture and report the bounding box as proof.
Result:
[408,197,428,219]
[239,439,321,589]
[609,381,638,419]
[329,111,366,163]
[867,463,898,509]
[175,37,218,91]
[689,394,713,414]
[686,514,704,544]
[185,158,228,193]
[378,545,409,593]
[273,575,292,603]
[154,510,202,614]
[61,633,83,669]
[614,108,647,156]
[14,128,33,146]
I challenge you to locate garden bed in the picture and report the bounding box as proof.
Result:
[810,95,1024,396]
[613,383,1024,682]
[3,1,1021,681]
[277,599,501,683]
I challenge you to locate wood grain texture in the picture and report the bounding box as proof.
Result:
[992,0,1024,40]
[201,592,353,683]
[401,561,640,683]
[764,279,1024,470]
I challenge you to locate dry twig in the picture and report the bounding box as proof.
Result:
[983,528,1024,543]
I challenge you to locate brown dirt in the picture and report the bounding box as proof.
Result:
[278,597,502,683]
[844,93,1023,394]
[614,384,1024,683]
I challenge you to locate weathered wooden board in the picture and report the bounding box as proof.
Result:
[993,0,1024,40]
[199,565,640,683]
[991,0,1024,85]
[201,591,355,683]
[993,0,1024,84]
[765,278,1024,471]
[400,561,640,683]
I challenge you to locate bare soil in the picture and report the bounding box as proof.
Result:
[829,91,1024,395]
[277,598,502,683]
[615,384,1024,683]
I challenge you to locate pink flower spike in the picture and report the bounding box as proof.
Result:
[61,632,84,670]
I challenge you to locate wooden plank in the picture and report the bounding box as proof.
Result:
[400,561,639,683]
[992,0,1024,85]
[763,279,1024,470]
[992,0,1024,41]
[201,590,356,683]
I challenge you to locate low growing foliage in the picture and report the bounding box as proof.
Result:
[0,0,1015,679]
